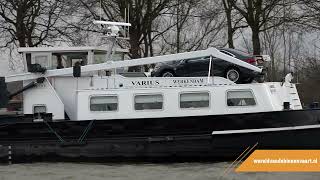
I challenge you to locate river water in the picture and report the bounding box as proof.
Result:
[0,162,319,180]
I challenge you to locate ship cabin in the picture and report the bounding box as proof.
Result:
[18,46,129,73]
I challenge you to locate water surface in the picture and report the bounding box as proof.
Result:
[0,162,319,180]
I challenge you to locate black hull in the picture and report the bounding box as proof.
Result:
[1,109,320,163]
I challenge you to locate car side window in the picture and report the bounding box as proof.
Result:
[220,50,235,57]
[187,59,201,63]
[186,57,209,63]
[186,59,196,63]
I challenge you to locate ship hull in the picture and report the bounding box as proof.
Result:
[1,109,320,163]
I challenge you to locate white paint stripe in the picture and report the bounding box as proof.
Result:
[212,124,320,135]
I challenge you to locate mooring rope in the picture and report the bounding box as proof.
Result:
[44,120,94,144]
[44,120,65,143]
[78,120,95,143]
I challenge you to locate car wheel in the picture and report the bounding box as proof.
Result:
[225,68,241,83]
[161,71,175,77]
[256,74,265,83]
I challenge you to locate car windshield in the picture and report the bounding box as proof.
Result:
[224,48,251,57]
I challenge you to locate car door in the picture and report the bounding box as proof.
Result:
[183,58,210,76]
[211,50,235,77]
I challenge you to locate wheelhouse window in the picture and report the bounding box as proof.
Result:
[34,55,49,68]
[180,92,210,108]
[227,90,256,106]
[90,96,118,111]
[134,94,163,110]
[52,53,88,69]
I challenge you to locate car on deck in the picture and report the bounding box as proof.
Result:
[151,48,266,83]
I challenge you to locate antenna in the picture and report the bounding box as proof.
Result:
[93,20,131,39]
[93,21,131,27]
[93,21,131,38]
[93,18,131,65]
[93,20,131,64]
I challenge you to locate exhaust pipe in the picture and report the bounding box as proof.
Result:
[0,77,9,109]
[9,77,45,99]
[0,77,45,109]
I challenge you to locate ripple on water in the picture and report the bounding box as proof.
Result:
[0,162,320,180]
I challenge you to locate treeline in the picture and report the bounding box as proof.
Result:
[0,0,319,103]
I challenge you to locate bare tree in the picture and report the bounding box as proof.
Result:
[78,0,172,59]
[0,0,67,48]
[261,27,281,81]
[299,0,320,29]
[160,0,226,53]
[75,0,175,71]
[172,0,196,53]
[222,0,248,48]
[229,0,288,55]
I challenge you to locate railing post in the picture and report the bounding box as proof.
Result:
[8,145,12,165]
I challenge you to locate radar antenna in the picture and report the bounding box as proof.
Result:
[93,20,131,64]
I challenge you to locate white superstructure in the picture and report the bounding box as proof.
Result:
[4,46,302,121]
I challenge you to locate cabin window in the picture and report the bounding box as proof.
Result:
[227,90,256,106]
[52,53,88,69]
[34,55,49,68]
[33,105,47,114]
[94,52,125,64]
[134,94,163,110]
[180,92,209,108]
[90,96,118,111]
